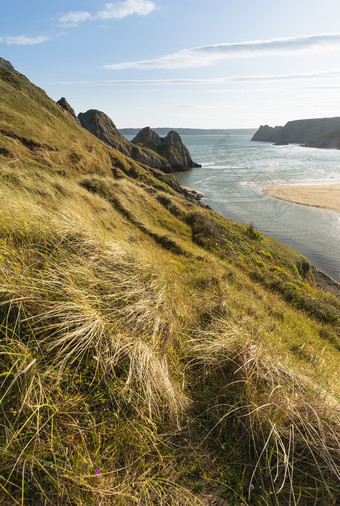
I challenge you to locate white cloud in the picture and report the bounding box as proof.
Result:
[5,35,50,45]
[0,37,3,43]
[103,33,340,70]
[58,0,155,27]
[96,0,155,20]
[58,11,91,28]
[209,86,339,94]
[50,78,218,85]
[49,68,340,86]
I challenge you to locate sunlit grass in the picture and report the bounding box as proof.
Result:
[0,66,339,504]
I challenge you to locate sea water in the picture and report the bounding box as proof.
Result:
[174,135,340,282]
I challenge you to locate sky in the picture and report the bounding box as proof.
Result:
[2,0,340,128]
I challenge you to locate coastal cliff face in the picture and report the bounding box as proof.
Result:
[78,112,201,172]
[78,109,175,172]
[132,127,201,171]
[251,124,284,142]
[304,128,340,149]
[252,116,340,149]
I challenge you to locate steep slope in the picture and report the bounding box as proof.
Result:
[132,126,201,171]
[252,116,340,148]
[0,63,339,505]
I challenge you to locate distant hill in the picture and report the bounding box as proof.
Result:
[252,117,340,149]
[121,127,257,136]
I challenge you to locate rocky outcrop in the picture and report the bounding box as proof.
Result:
[0,58,16,73]
[78,109,130,156]
[132,126,162,148]
[132,127,201,171]
[77,110,200,172]
[57,97,81,125]
[251,125,284,142]
[252,117,340,150]
[78,109,172,171]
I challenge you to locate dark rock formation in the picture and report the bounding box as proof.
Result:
[78,109,130,155]
[132,127,201,171]
[78,109,172,171]
[251,125,284,142]
[0,57,16,73]
[132,126,162,148]
[304,129,340,149]
[57,97,80,125]
[252,117,340,150]
[77,110,200,172]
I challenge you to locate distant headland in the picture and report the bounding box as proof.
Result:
[252,117,340,150]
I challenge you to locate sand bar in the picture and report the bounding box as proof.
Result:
[264,184,340,214]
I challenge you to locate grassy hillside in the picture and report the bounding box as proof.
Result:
[0,66,339,505]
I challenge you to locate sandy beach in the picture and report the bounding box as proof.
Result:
[264,184,340,214]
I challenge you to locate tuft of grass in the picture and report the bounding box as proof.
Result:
[188,319,340,504]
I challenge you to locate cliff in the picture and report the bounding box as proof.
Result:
[252,116,340,149]
[304,128,340,149]
[78,109,174,172]
[132,126,201,171]
[251,124,284,142]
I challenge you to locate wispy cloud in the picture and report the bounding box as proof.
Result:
[96,0,155,20]
[58,11,92,28]
[5,35,50,45]
[103,33,340,70]
[50,78,218,86]
[209,85,340,93]
[49,68,340,86]
[58,0,155,28]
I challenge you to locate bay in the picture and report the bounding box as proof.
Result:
[175,135,340,283]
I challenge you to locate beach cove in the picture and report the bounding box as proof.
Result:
[263,183,340,214]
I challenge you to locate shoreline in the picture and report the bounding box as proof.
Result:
[186,182,340,288]
[263,183,340,214]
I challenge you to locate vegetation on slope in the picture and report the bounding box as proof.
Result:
[0,65,339,505]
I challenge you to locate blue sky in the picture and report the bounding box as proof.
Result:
[2,0,340,128]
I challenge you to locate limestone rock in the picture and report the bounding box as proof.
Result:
[132,127,201,171]
[78,109,172,171]
[78,109,130,155]
[132,126,163,148]
[0,57,16,73]
[57,97,81,125]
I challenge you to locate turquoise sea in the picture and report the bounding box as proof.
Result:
[175,135,340,283]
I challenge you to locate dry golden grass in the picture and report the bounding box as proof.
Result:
[0,66,339,504]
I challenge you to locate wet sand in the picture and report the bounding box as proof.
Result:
[264,184,340,214]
